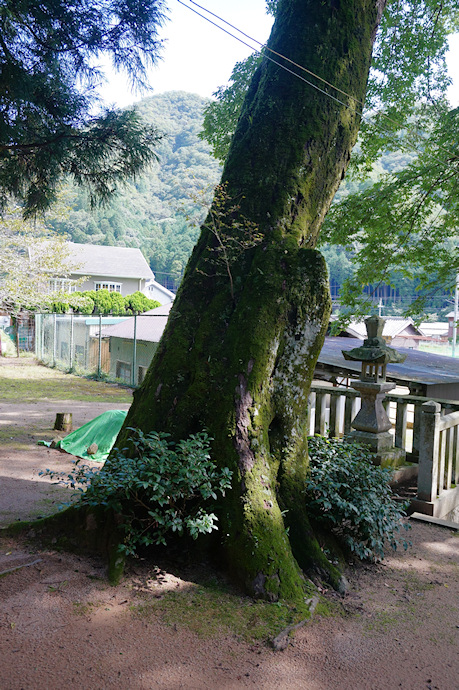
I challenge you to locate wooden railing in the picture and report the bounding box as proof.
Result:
[416,401,459,513]
[309,385,459,518]
[308,385,459,462]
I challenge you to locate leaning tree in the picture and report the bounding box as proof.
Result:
[113,0,388,604]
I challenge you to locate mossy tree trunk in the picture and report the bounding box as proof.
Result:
[117,0,386,603]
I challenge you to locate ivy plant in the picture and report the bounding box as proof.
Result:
[306,436,411,561]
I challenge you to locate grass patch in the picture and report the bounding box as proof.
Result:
[402,572,434,593]
[365,610,399,633]
[72,601,99,616]
[130,576,313,643]
[0,359,132,403]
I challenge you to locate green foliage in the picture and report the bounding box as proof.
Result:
[83,289,114,315]
[44,429,232,556]
[201,53,262,163]
[197,183,263,300]
[45,92,222,287]
[125,291,160,314]
[323,107,459,320]
[67,293,95,315]
[306,436,410,561]
[200,2,458,167]
[355,0,459,173]
[49,290,160,315]
[197,2,459,319]
[0,0,166,216]
[0,206,81,316]
[108,292,127,316]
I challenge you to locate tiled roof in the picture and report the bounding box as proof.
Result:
[419,322,449,337]
[68,242,154,280]
[343,318,420,339]
[101,303,172,343]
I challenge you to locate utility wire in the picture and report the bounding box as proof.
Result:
[177,0,362,113]
[178,0,456,163]
[184,0,368,110]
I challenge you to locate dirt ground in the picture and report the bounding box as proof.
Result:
[1,361,459,689]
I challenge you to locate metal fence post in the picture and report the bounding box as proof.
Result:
[52,313,57,367]
[70,313,74,371]
[132,313,137,387]
[97,313,102,379]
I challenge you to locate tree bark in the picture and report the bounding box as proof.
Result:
[116,0,386,604]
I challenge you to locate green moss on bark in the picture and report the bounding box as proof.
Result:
[111,0,384,605]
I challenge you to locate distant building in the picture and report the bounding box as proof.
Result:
[335,317,423,350]
[47,242,175,305]
[101,303,172,385]
[418,322,449,340]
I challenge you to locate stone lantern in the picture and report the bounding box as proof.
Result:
[342,315,406,466]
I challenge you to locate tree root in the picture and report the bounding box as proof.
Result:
[271,594,320,651]
[0,558,42,577]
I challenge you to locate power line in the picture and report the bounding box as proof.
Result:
[177,0,455,163]
[177,0,355,112]
[184,0,368,110]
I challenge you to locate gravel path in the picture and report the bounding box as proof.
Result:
[1,392,459,689]
[1,521,458,689]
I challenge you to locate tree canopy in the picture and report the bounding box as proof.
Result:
[0,0,166,216]
[323,107,459,319]
[0,205,79,316]
[201,0,459,317]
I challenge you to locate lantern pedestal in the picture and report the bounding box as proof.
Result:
[347,381,406,467]
[342,316,407,467]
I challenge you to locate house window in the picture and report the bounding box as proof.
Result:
[75,345,85,364]
[49,278,76,293]
[116,360,131,384]
[94,282,122,293]
[138,366,148,385]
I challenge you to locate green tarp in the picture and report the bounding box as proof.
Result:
[42,409,127,462]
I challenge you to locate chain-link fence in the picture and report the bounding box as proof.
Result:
[35,313,163,386]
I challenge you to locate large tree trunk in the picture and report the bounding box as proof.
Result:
[117,0,386,604]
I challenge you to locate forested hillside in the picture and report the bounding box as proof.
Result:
[47,92,222,290]
[45,90,447,314]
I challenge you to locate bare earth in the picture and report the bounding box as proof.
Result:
[1,366,459,689]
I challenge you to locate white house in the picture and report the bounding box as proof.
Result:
[46,242,175,305]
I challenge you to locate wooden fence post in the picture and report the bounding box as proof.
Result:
[417,401,441,502]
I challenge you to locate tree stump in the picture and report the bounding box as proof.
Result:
[54,413,72,432]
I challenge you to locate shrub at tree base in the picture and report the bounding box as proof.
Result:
[43,429,232,557]
[306,436,411,561]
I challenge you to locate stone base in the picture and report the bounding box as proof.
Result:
[346,430,406,468]
[390,463,418,487]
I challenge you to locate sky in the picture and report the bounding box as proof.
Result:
[99,0,274,107]
[99,0,459,108]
